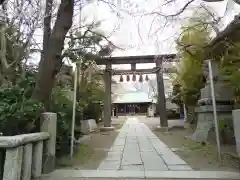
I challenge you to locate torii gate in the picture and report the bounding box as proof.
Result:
[96,54,177,130]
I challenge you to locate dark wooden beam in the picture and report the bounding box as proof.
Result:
[131,63,136,71]
[112,68,176,75]
[103,64,112,127]
[96,54,177,65]
[0,0,6,5]
[155,60,168,127]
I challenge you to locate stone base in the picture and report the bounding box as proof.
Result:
[184,122,190,129]
[74,135,91,144]
[156,126,172,133]
[232,109,240,156]
[81,119,97,134]
[100,126,115,132]
[42,154,55,174]
[187,105,233,142]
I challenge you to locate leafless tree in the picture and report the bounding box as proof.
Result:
[146,0,239,53]
[34,0,126,110]
[0,0,43,84]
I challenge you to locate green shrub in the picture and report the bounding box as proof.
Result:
[82,102,102,123]
[166,109,180,119]
[0,65,104,157]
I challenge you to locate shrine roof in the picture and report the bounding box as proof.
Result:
[112,91,155,104]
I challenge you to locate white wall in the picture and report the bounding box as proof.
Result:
[166,101,178,110]
[148,100,178,117]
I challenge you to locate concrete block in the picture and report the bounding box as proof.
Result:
[81,119,97,134]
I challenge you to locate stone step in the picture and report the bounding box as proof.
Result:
[40,170,240,180]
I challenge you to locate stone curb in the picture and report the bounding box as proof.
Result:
[41,170,240,179]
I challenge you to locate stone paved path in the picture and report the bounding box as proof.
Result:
[98,117,192,171]
[43,117,240,180]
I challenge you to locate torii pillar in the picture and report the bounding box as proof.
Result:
[100,64,115,131]
[155,59,168,128]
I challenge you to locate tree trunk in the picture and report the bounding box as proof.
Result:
[155,59,168,127]
[34,0,74,111]
[186,105,197,125]
[42,0,53,60]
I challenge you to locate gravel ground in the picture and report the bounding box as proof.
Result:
[139,117,240,172]
[56,117,126,169]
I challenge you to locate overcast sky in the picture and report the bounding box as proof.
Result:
[82,0,239,56]
[30,0,240,86]
[78,0,239,83]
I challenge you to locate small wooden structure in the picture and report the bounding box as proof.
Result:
[96,54,177,128]
[113,103,150,116]
[112,91,154,116]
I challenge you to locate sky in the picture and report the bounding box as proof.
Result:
[81,0,239,56]
[30,0,240,92]
[78,0,240,84]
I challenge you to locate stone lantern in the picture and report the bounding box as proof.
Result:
[186,60,234,143]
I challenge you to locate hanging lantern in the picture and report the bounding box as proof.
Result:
[132,73,136,81]
[126,74,130,82]
[119,74,124,82]
[145,75,149,81]
[139,73,143,82]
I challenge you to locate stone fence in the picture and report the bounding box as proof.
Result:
[0,112,57,180]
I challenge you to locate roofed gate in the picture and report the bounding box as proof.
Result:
[96,54,177,129]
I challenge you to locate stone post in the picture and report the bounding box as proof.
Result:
[40,112,57,174]
[232,109,240,156]
[104,64,112,127]
[100,64,115,131]
[112,108,115,118]
[155,59,168,128]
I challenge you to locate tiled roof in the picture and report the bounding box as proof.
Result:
[112,91,154,104]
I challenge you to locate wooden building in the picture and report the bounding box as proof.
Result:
[112,91,154,116]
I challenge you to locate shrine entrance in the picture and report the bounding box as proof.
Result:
[96,54,177,129]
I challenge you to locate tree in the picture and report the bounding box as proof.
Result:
[34,0,74,111]
[149,0,239,55]
[217,42,240,107]
[175,9,212,123]
[0,0,42,85]
[34,0,119,111]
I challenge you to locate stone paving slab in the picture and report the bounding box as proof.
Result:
[144,170,240,179]
[105,152,122,161]
[168,165,193,171]
[121,165,145,171]
[98,117,191,171]
[41,170,240,180]
[98,160,121,170]
[140,152,168,171]
[160,151,188,165]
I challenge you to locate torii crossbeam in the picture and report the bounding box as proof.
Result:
[95,54,177,130]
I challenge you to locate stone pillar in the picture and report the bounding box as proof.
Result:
[131,63,136,71]
[103,64,114,130]
[40,112,57,174]
[232,109,240,156]
[112,108,115,118]
[155,59,168,127]
[183,104,187,122]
